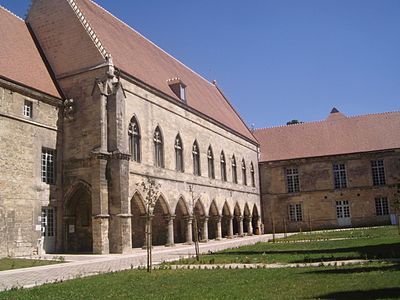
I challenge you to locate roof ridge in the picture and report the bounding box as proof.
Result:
[67,0,109,59]
[254,110,400,132]
[86,0,214,86]
[0,4,24,22]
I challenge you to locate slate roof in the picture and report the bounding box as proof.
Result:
[254,109,400,162]
[72,0,256,143]
[0,6,60,98]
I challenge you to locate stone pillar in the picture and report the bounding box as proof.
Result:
[91,157,110,254]
[228,216,234,238]
[201,216,209,242]
[256,217,262,235]
[165,215,175,247]
[107,80,132,254]
[216,216,222,240]
[248,217,253,236]
[185,217,193,244]
[238,216,244,236]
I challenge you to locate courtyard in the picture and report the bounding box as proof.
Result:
[0,226,399,299]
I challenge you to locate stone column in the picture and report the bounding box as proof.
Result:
[248,217,253,235]
[201,216,209,242]
[216,216,222,240]
[256,217,262,235]
[185,217,193,244]
[228,216,234,238]
[91,157,110,254]
[238,216,244,236]
[165,215,175,247]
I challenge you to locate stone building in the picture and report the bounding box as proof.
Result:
[254,109,400,233]
[0,0,262,257]
[0,7,62,256]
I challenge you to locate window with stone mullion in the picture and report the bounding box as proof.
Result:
[207,147,215,179]
[250,163,255,187]
[192,142,201,176]
[220,152,227,181]
[175,135,184,172]
[128,117,141,162]
[154,127,164,168]
[232,156,237,184]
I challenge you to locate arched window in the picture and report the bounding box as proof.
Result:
[232,155,237,184]
[242,159,247,185]
[175,134,184,172]
[250,162,255,187]
[128,116,141,162]
[220,151,227,181]
[207,146,215,179]
[154,126,164,168]
[192,140,201,176]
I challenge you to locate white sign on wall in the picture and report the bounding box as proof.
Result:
[69,225,75,233]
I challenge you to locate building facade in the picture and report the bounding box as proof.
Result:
[0,0,262,257]
[0,7,62,257]
[255,109,400,233]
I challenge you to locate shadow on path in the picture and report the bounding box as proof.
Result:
[317,288,400,299]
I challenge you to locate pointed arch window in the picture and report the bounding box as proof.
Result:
[128,116,141,162]
[220,151,227,181]
[154,126,164,168]
[207,146,215,179]
[241,159,247,186]
[175,134,184,172]
[192,141,201,176]
[250,162,255,187]
[232,155,238,184]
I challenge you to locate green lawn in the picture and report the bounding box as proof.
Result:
[1,263,400,299]
[175,226,400,264]
[0,258,62,271]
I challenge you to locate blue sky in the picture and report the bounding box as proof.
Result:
[2,0,399,127]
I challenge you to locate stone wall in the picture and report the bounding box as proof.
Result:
[0,81,60,257]
[260,150,400,233]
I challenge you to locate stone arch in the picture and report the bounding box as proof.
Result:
[152,193,170,245]
[131,191,146,248]
[243,203,251,234]
[64,181,92,253]
[174,197,190,244]
[221,201,232,238]
[233,202,242,236]
[208,200,219,240]
[252,204,260,235]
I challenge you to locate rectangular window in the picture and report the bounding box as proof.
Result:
[41,148,56,184]
[41,207,55,237]
[286,168,300,193]
[333,163,347,189]
[289,203,303,222]
[371,160,386,186]
[336,200,351,219]
[375,197,389,216]
[23,100,33,118]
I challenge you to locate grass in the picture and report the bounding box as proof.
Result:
[173,226,400,264]
[0,258,62,272]
[1,262,399,299]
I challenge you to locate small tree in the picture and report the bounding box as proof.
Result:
[137,177,161,272]
[286,120,304,125]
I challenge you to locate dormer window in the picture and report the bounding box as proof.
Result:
[167,78,187,102]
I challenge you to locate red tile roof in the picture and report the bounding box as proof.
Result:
[0,6,60,98]
[254,110,400,162]
[73,0,256,143]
